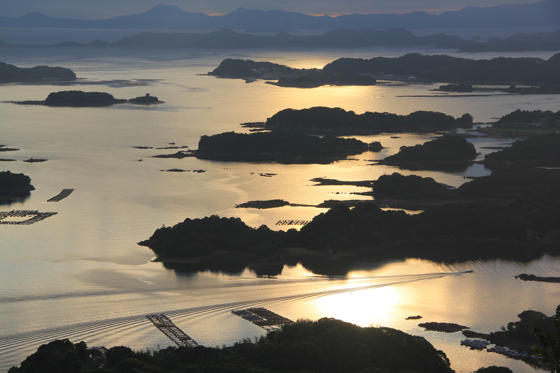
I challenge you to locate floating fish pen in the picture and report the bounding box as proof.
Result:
[146,314,198,347]
[276,220,310,226]
[231,307,293,331]
[0,210,57,225]
[47,189,74,202]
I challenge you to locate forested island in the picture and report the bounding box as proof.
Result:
[140,134,560,268]
[0,171,34,201]
[13,91,162,107]
[377,135,478,169]
[260,107,473,135]
[0,62,76,83]
[9,318,460,373]
[209,53,560,88]
[194,131,377,163]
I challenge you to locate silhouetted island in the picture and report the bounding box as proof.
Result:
[13,90,163,107]
[483,132,560,167]
[515,273,560,283]
[0,62,76,83]
[262,107,473,135]
[139,164,560,267]
[208,58,377,88]
[377,135,477,169]
[0,171,34,200]
[210,53,560,88]
[194,130,373,163]
[8,318,456,373]
[419,322,469,333]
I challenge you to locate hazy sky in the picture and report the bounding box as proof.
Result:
[0,0,547,18]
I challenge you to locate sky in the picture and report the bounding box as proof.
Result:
[0,0,547,19]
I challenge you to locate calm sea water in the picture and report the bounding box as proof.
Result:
[0,45,559,373]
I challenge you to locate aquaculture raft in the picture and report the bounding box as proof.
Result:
[232,307,293,331]
[0,210,57,225]
[47,189,74,202]
[146,314,198,347]
[276,220,310,226]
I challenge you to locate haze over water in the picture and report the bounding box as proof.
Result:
[0,41,559,373]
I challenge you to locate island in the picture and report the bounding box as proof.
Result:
[483,132,560,167]
[515,274,560,283]
[478,108,560,137]
[13,90,163,107]
[8,318,458,373]
[209,52,560,89]
[262,107,473,135]
[208,58,377,88]
[139,162,560,268]
[235,200,291,209]
[419,322,469,333]
[0,171,34,201]
[194,130,373,163]
[0,62,76,83]
[377,135,477,169]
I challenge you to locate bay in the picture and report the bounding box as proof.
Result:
[0,45,559,373]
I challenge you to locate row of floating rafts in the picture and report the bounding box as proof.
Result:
[276,220,310,226]
[461,339,541,360]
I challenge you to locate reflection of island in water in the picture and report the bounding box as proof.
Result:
[12,91,163,107]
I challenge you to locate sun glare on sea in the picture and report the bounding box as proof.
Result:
[312,284,402,327]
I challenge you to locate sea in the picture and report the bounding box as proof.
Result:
[0,28,559,373]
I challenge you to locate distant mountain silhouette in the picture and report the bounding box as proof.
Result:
[0,1,559,31]
[2,28,558,52]
[109,29,467,49]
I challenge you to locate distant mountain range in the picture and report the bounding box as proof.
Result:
[0,1,559,31]
[1,28,559,52]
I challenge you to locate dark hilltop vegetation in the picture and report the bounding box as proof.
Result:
[14,90,162,107]
[140,157,560,271]
[483,132,560,167]
[8,318,457,373]
[195,130,374,163]
[0,61,76,83]
[261,107,473,135]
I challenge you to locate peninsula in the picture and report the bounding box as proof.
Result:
[0,62,76,83]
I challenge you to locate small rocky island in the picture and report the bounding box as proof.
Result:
[0,61,76,83]
[13,90,163,107]
[0,170,34,201]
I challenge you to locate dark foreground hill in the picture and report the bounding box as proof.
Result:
[8,318,455,373]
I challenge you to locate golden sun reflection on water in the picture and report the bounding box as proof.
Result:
[312,285,403,327]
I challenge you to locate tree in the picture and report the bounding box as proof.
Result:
[533,305,560,373]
